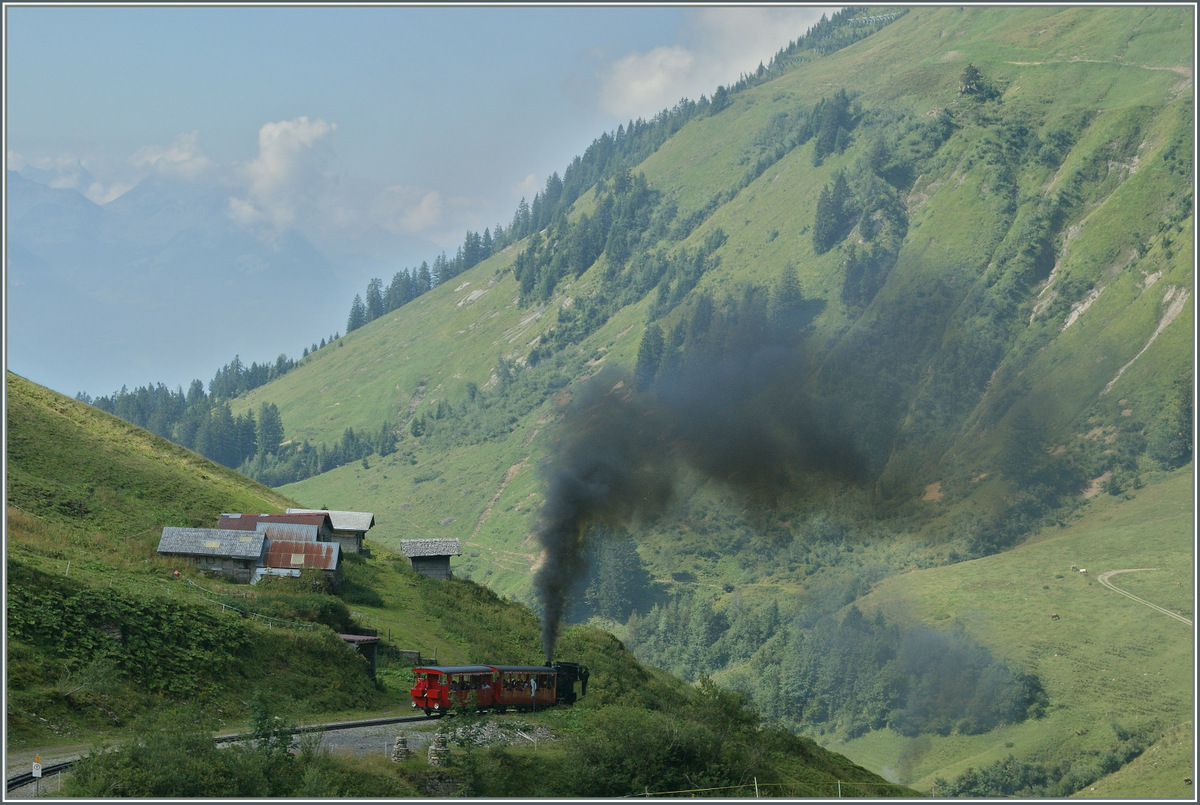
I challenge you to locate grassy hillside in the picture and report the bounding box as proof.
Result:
[5,372,918,797]
[827,469,1194,796]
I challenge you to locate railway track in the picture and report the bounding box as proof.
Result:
[6,713,437,793]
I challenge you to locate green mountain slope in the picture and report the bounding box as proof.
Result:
[5,371,918,797]
[247,4,1191,564]
[169,4,1191,795]
[810,469,1194,796]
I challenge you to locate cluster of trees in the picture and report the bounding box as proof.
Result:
[626,593,783,681]
[565,530,658,624]
[624,580,1047,743]
[85,354,294,437]
[633,265,817,392]
[781,609,1047,739]
[86,376,286,472]
[934,726,1151,797]
[239,421,399,488]
[82,354,400,486]
[813,171,854,254]
[514,169,658,305]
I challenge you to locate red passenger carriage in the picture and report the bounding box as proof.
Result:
[410,662,588,715]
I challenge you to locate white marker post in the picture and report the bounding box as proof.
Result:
[32,754,42,797]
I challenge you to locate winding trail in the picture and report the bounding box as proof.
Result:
[1096,568,1192,625]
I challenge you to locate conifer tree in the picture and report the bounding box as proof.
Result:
[634,323,665,391]
[346,294,367,332]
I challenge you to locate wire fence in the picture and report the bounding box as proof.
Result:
[184,576,315,630]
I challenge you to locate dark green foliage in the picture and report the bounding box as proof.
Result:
[813,170,855,254]
[570,529,659,622]
[938,727,1152,797]
[61,700,420,798]
[633,324,664,391]
[812,89,857,166]
[1147,371,1193,469]
[781,609,1046,740]
[6,560,250,698]
[346,293,367,333]
[959,62,1001,100]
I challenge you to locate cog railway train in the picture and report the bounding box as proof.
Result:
[410,661,589,715]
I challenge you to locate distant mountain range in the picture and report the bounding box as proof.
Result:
[6,170,365,397]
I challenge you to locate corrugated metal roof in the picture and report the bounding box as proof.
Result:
[255,522,318,541]
[400,538,463,558]
[287,508,375,532]
[262,539,340,571]
[157,527,265,560]
[219,512,331,531]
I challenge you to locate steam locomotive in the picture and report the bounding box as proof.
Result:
[410,661,589,715]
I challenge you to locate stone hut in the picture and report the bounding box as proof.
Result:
[286,508,375,554]
[399,538,463,580]
[156,527,265,583]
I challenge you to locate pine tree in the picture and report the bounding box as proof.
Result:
[257,402,285,457]
[346,294,367,332]
[634,324,665,391]
[365,277,385,322]
[769,264,805,335]
[813,185,838,254]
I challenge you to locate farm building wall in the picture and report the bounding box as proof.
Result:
[410,555,453,580]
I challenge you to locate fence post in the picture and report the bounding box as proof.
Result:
[837,780,841,797]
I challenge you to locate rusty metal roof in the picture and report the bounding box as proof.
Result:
[157,527,265,560]
[262,539,340,571]
[400,538,462,558]
[219,512,332,531]
[287,508,375,532]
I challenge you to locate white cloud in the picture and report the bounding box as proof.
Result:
[376,184,444,236]
[228,116,338,234]
[512,172,540,201]
[85,179,137,205]
[598,6,838,120]
[129,131,214,180]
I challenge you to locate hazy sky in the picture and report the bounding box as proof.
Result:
[4,3,839,396]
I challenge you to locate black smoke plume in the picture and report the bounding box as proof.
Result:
[534,333,868,663]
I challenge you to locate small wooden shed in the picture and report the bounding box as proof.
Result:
[156,527,265,583]
[399,538,463,580]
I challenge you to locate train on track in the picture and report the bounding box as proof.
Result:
[410,661,589,715]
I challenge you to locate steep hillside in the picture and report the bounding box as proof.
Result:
[247,4,1191,561]
[5,372,918,797]
[778,469,1194,796]
[153,5,1192,795]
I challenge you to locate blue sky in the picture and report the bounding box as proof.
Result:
[5,3,839,396]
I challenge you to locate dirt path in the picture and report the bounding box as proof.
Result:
[1096,568,1192,625]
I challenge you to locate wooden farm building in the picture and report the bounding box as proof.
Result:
[158,513,343,588]
[156,527,266,583]
[286,508,375,554]
[256,539,342,590]
[399,538,462,580]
